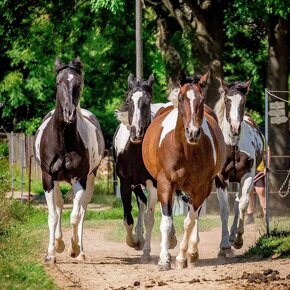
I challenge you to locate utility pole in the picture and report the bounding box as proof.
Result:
[136,0,143,80]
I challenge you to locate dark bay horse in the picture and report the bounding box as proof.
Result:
[35,57,105,263]
[142,72,226,270]
[214,78,264,257]
[113,73,177,261]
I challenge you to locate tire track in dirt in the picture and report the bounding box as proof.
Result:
[45,225,290,289]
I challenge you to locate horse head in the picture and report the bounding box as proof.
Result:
[54,57,83,124]
[178,71,209,144]
[117,73,154,143]
[217,77,250,136]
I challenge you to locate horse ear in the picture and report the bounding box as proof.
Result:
[216,76,228,96]
[236,80,251,96]
[199,71,210,88]
[128,73,136,89]
[179,70,187,85]
[147,74,154,86]
[71,56,83,71]
[55,58,62,72]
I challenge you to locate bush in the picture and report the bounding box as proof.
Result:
[0,140,9,157]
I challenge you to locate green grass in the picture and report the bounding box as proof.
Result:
[245,216,290,258]
[0,205,56,290]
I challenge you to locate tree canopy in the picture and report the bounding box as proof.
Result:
[0,0,289,147]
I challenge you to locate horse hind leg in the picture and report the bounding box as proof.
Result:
[54,182,65,253]
[215,178,235,258]
[141,180,158,263]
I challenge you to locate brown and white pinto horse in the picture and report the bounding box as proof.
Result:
[35,58,105,263]
[214,78,264,257]
[142,72,226,270]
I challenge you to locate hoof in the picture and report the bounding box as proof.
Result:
[55,239,65,253]
[77,254,85,262]
[140,254,150,264]
[176,258,187,269]
[188,252,199,263]
[45,254,56,264]
[158,261,171,271]
[69,239,80,258]
[134,238,145,251]
[233,235,243,249]
[169,235,177,249]
[218,247,235,258]
[126,235,138,248]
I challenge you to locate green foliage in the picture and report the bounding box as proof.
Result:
[246,229,290,258]
[0,139,9,156]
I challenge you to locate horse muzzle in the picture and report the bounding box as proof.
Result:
[185,127,201,144]
[130,126,144,144]
[63,107,76,124]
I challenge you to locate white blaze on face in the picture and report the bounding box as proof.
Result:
[131,91,143,134]
[67,73,74,82]
[187,89,198,131]
[228,94,242,132]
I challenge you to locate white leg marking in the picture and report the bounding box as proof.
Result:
[135,196,146,250]
[45,189,57,260]
[234,172,254,249]
[176,205,197,267]
[216,187,232,250]
[143,180,158,257]
[159,214,173,269]
[54,182,65,253]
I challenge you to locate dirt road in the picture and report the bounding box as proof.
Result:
[46,224,290,289]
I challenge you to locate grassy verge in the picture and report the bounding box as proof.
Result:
[245,217,290,258]
[0,204,56,290]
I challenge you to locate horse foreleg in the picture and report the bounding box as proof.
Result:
[229,194,240,243]
[76,174,95,261]
[158,179,174,271]
[215,178,234,258]
[133,185,146,251]
[54,182,65,253]
[120,179,137,248]
[69,179,84,258]
[234,173,254,249]
[188,211,200,264]
[43,173,57,263]
[176,204,196,269]
[141,180,157,262]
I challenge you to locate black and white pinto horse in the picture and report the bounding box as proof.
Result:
[214,78,264,257]
[113,74,176,261]
[35,57,105,263]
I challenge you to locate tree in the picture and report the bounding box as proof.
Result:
[148,0,224,107]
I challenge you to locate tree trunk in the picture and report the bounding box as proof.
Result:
[155,11,182,90]
[136,0,143,80]
[266,16,289,193]
[160,0,224,108]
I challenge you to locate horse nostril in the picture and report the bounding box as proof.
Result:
[185,128,190,135]
[194,128,201,138]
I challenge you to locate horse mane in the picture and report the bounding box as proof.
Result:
[214,86,226,128]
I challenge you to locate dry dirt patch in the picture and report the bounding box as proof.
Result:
[45,224,290,290]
